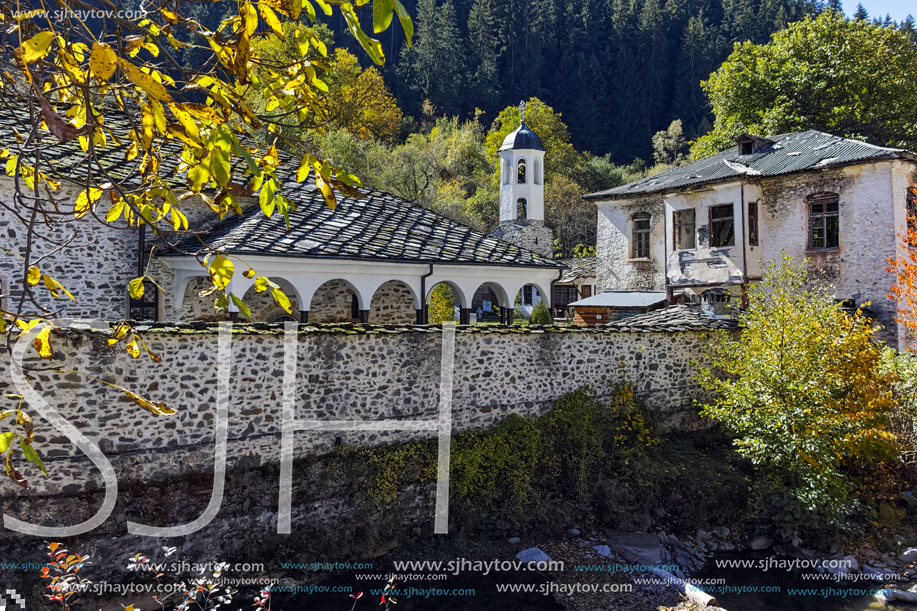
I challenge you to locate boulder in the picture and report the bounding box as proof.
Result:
[507,537,521,544]
[516,548,553,564]
[714,526,731,539]
[569,528,581,536]
[593,545,612,558]
[900,548,917,564]
[750,536,773,551]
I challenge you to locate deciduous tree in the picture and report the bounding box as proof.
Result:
[888,184,917,348]
[698,254,900,532]
[692,10,917,158]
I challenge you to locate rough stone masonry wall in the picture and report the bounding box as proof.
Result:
[0,324,715,499]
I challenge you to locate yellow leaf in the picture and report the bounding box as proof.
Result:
[272,287,292,313]
[150,99,167,134]
[241,2,259,37]
[26,266,41,286]
[128,277,145,299]
[74,187,102,218]
[15,31,55,65]
[316,175,336,210]
[126,337,140,358]
[119,59,173,102]
[33,325,53,360]
[42,274,74,300]
[89,43,118,80]
[122,389,176,416]
[296,154,311,182]
[259,4,285,39]
[105,199,125,222]
[208,255,234,290]
[168,103,201,145]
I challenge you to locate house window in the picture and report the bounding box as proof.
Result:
[522,284,534,305]
[517,159,526,183]
[709,204,735,247]
[128,279,159,321]
[739,141,754,156]
[673,209,696,250]
[534,158,541,185]
[581,285,592,298]
[552,285,579,312]
[502,159,510,185]
[517,198,527,220]
[748,202,759,246]
[807,193,839,250]
[907,188,916,233]
[632,213,651,259]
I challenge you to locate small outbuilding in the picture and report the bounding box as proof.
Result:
[568,290,668,326]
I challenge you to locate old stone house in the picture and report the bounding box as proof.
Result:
[0,110,563,325]
[584,131,917,347]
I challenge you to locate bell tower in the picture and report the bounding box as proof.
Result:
[490,102,554,258]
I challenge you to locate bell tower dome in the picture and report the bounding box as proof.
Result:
[491,101,553,258]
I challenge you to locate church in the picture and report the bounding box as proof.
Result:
[0,108,565,326]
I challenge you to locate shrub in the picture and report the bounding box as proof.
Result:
[530,300,553,325]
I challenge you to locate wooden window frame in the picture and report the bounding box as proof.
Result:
[631,213,651,259]
[709,204,735,248]
[747,202,759,246]
[807,193,840,251]
[673,209,696,250]
[128,279,160,321]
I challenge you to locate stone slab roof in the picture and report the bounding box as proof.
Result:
[0,106,560,269]
[557,257,596,283]
[585,130,916,200]
[608,304,739,331]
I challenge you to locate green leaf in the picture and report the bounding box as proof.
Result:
[128,277,145,299]
[19,437,47,477]
[210,148,231,188]
[230,293,252,320]
[259,177,277,217]
[373,0,395,34]
[0,432,14,454]
[208,255,234,290]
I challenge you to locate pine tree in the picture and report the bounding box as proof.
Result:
[467,0,503,112]
[853,3,869,20]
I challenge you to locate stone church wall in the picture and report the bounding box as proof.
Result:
[0,323,715,498]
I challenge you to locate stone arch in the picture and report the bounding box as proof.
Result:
[517,157,527,183]
[369,280,418,324]
[309,279,363,323]
[513,281,552,319]
[470,282,510,323]
[179,276,228,321]
[240,277,300,322]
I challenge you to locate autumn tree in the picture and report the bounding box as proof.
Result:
[427,283,457,323]
[692,10,917,158]
[698,254,900,534]
[888,184,917,348]
[0,0,412,483]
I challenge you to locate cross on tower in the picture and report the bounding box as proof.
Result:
[519,100,526,121]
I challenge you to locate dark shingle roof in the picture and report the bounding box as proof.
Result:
[0,107,559,268]
[499,121,545,152]
[608,304,739,331]
[585,130,916,200]
[557,257,596,283]
[161,183,562,267]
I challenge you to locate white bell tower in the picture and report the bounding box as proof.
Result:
[491,102,553,258]
[499,101,545,223]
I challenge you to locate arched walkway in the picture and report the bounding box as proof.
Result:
[369,280,418,324]
[310,279,361,323]
[240,277,300,322]
[426,281,462,324]
[471,282,511,324]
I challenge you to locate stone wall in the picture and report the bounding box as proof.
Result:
[490,219,555,259]
[309,279,358,322]
[369,280,417,324]
[0,323,715,498]
[595,196,666,292]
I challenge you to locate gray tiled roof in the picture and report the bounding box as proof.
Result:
[0,107,560,269]
[570,290,666,308]
[557,257,596,283]
[162,183,562,267]
[585,130,916,200]
[608,304,739,331]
